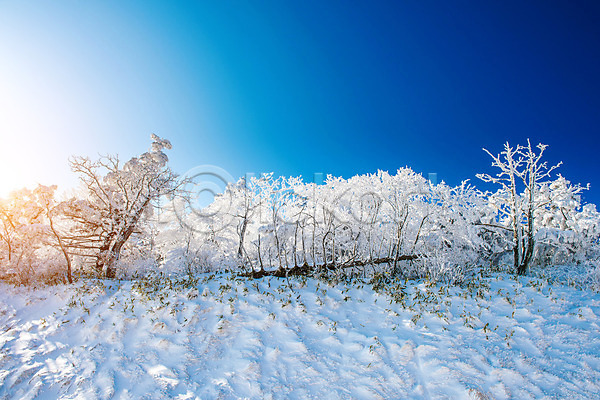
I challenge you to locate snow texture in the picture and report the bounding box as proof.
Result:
[0,273,599,399]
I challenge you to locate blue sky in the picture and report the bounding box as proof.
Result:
[0,1,599,204]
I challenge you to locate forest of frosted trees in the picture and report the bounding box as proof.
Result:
[1,135,599,287]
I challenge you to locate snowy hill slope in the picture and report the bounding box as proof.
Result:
[0,273,599,399]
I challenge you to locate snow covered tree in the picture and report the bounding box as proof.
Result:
[33,185,73,283]
[0,188,45,282]
[477,140,586,275]
[531,175,595,266]
[0,186,72,284]
[66,134,178,278]
[151,140,596,284]
[157,168,479,283]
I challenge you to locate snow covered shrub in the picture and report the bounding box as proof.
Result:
[0,186,73,285]
[528,198,600,289]
[406,181,487,283]
[155,197,237,276]
[534,181,600,266]
[584,264,600,291]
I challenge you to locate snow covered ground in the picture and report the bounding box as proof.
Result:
[0,272,599,399]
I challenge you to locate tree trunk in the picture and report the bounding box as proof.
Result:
[103,198,151,278]
[49,218,72,283]
[241,255,419,279]
[237,217,248,258]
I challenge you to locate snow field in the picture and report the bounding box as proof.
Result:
[0,272,599,399]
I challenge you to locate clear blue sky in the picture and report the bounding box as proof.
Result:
[1,1,599,204]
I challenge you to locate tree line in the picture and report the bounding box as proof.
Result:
[1,136,598,285]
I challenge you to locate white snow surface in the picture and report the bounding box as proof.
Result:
[0,273,599,399]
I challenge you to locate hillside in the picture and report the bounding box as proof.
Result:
[1,273,599,399]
